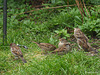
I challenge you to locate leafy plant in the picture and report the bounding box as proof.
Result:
[55,29,70,39]
[49,0,76,6]
[50,0,66,6]
[49,34,58,45]
[79,18,100,37]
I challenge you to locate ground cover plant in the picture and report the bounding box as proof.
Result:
[0,0,100,75]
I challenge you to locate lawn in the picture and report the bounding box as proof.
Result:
[0,45,100,75]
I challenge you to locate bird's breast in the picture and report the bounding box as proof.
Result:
[58,42,64,47]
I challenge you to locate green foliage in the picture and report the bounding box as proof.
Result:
[49,0,100,6]
[90,0,100,5]
[55,29,70,39]
[80,18,100,37]
[0,49,100,75]
[49,34,59,45]
[78,6,100,38]
[43,8,82,32]
[49,0,67,6]
[49,0,76,6]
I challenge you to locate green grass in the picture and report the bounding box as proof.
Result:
[0,3,100,75]
[0,47,100,75]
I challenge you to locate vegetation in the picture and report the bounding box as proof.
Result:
[0,0,100,75]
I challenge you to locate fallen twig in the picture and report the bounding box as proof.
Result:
[14,4,77,16]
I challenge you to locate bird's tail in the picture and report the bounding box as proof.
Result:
[88,47,98,53]
[32,41,39,46]
[21,57,27,63]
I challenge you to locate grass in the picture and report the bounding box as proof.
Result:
[0,3,100,75]
[0,47,100,75]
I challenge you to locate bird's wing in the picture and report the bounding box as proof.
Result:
[53,46,65,52]
[77,39,89,51]
[40,43,56,49]
[79,32,89,41]
[83,33,89,41]
[77,39,84,47]
[12,46,23,57]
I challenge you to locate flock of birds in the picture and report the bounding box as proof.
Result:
[10,28,99,63]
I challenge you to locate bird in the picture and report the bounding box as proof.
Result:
[32,41,56,53]
[51,43,71,55]
[10,43,27,63]
[58,38,69,47]
[74,28,89,41]
[74,28,98,53]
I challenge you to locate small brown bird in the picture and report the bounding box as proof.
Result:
[10,43,27,63]
[51,43,71,55]
[58,38,68,47]
[74,28,89,41]
[74,28,98,53]
[33,41,56,53]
